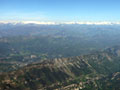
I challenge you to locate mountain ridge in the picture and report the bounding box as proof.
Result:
[0,46,120,89]
[1,21,120,25]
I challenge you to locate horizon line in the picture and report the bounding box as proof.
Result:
[1,21,120,25]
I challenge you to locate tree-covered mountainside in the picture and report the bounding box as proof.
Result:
[0,46,120,90]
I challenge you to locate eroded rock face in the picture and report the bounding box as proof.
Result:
[0,46,120,90]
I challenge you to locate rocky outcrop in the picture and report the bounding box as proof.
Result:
[0,46,120,90]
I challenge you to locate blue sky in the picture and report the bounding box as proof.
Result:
[0,0,120,22]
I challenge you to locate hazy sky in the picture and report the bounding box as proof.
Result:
[0,0,120,22]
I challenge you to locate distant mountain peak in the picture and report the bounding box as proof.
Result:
[1,21,120,25]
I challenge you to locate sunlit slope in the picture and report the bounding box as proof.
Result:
[0,46,120,89]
